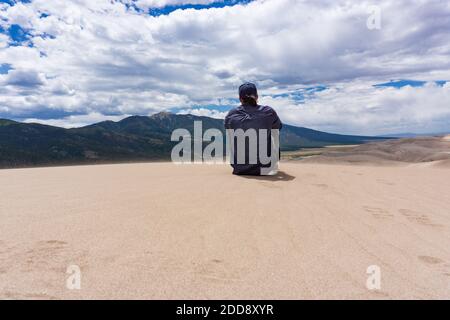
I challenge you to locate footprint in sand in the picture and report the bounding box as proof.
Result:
[0,240,70,274]
[421,261,450,280]
[312,183,329,189]
[194,259,240,283]
[21,240,70,272]
[399,209,443,227]
[376,179,395,186]
[45,240,67,246]
[418,255,444,265]
[363,206,394,219]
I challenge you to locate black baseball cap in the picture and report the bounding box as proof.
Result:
[239,82,258,99]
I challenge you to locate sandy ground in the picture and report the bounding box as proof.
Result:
[1,162,450,300]
[299,135,450,166]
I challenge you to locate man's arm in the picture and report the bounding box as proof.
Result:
[224,110,234,129]
[272,110,282,130]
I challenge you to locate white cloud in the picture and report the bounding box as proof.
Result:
[265,81,450,135]
[0,2,36,28]
[177,107,227,119]
[0,0,449,134]
[0,33,8,48]
[24,112,130,128]
[4,69,46,87]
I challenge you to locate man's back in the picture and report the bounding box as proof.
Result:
[224,104,282,175]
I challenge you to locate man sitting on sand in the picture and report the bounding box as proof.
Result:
[224,83,283,176]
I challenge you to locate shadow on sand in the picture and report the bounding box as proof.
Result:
[238,171,296,182]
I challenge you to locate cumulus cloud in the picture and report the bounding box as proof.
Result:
[4,69,46,87]
[0,34,8,48]
[264,81,450,135]
[177,107,228,119]
[0,0,449,134]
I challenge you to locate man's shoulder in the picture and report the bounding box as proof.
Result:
[258,105,276,113]
[226,105,277,117]
[225,106,243,117]
[257,105,279,118]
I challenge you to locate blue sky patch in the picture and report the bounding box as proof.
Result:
[171,85,329,115]
[7,24,31,45]
[268,85,328,102]
[0,0,31,6]
[0,63,12,74]
[148,0,253,16]
[0,0,16,5]
[124,1,144,13]
[3,109,86,122]
[374,79,447,88]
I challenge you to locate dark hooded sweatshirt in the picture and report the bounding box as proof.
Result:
[224,104,283,175]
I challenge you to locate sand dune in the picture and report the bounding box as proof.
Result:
[1,162,449,300]
[300,136,450,167]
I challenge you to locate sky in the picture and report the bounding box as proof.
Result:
[0,0,449,135]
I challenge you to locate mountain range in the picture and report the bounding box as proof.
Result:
[0,112,387,169]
